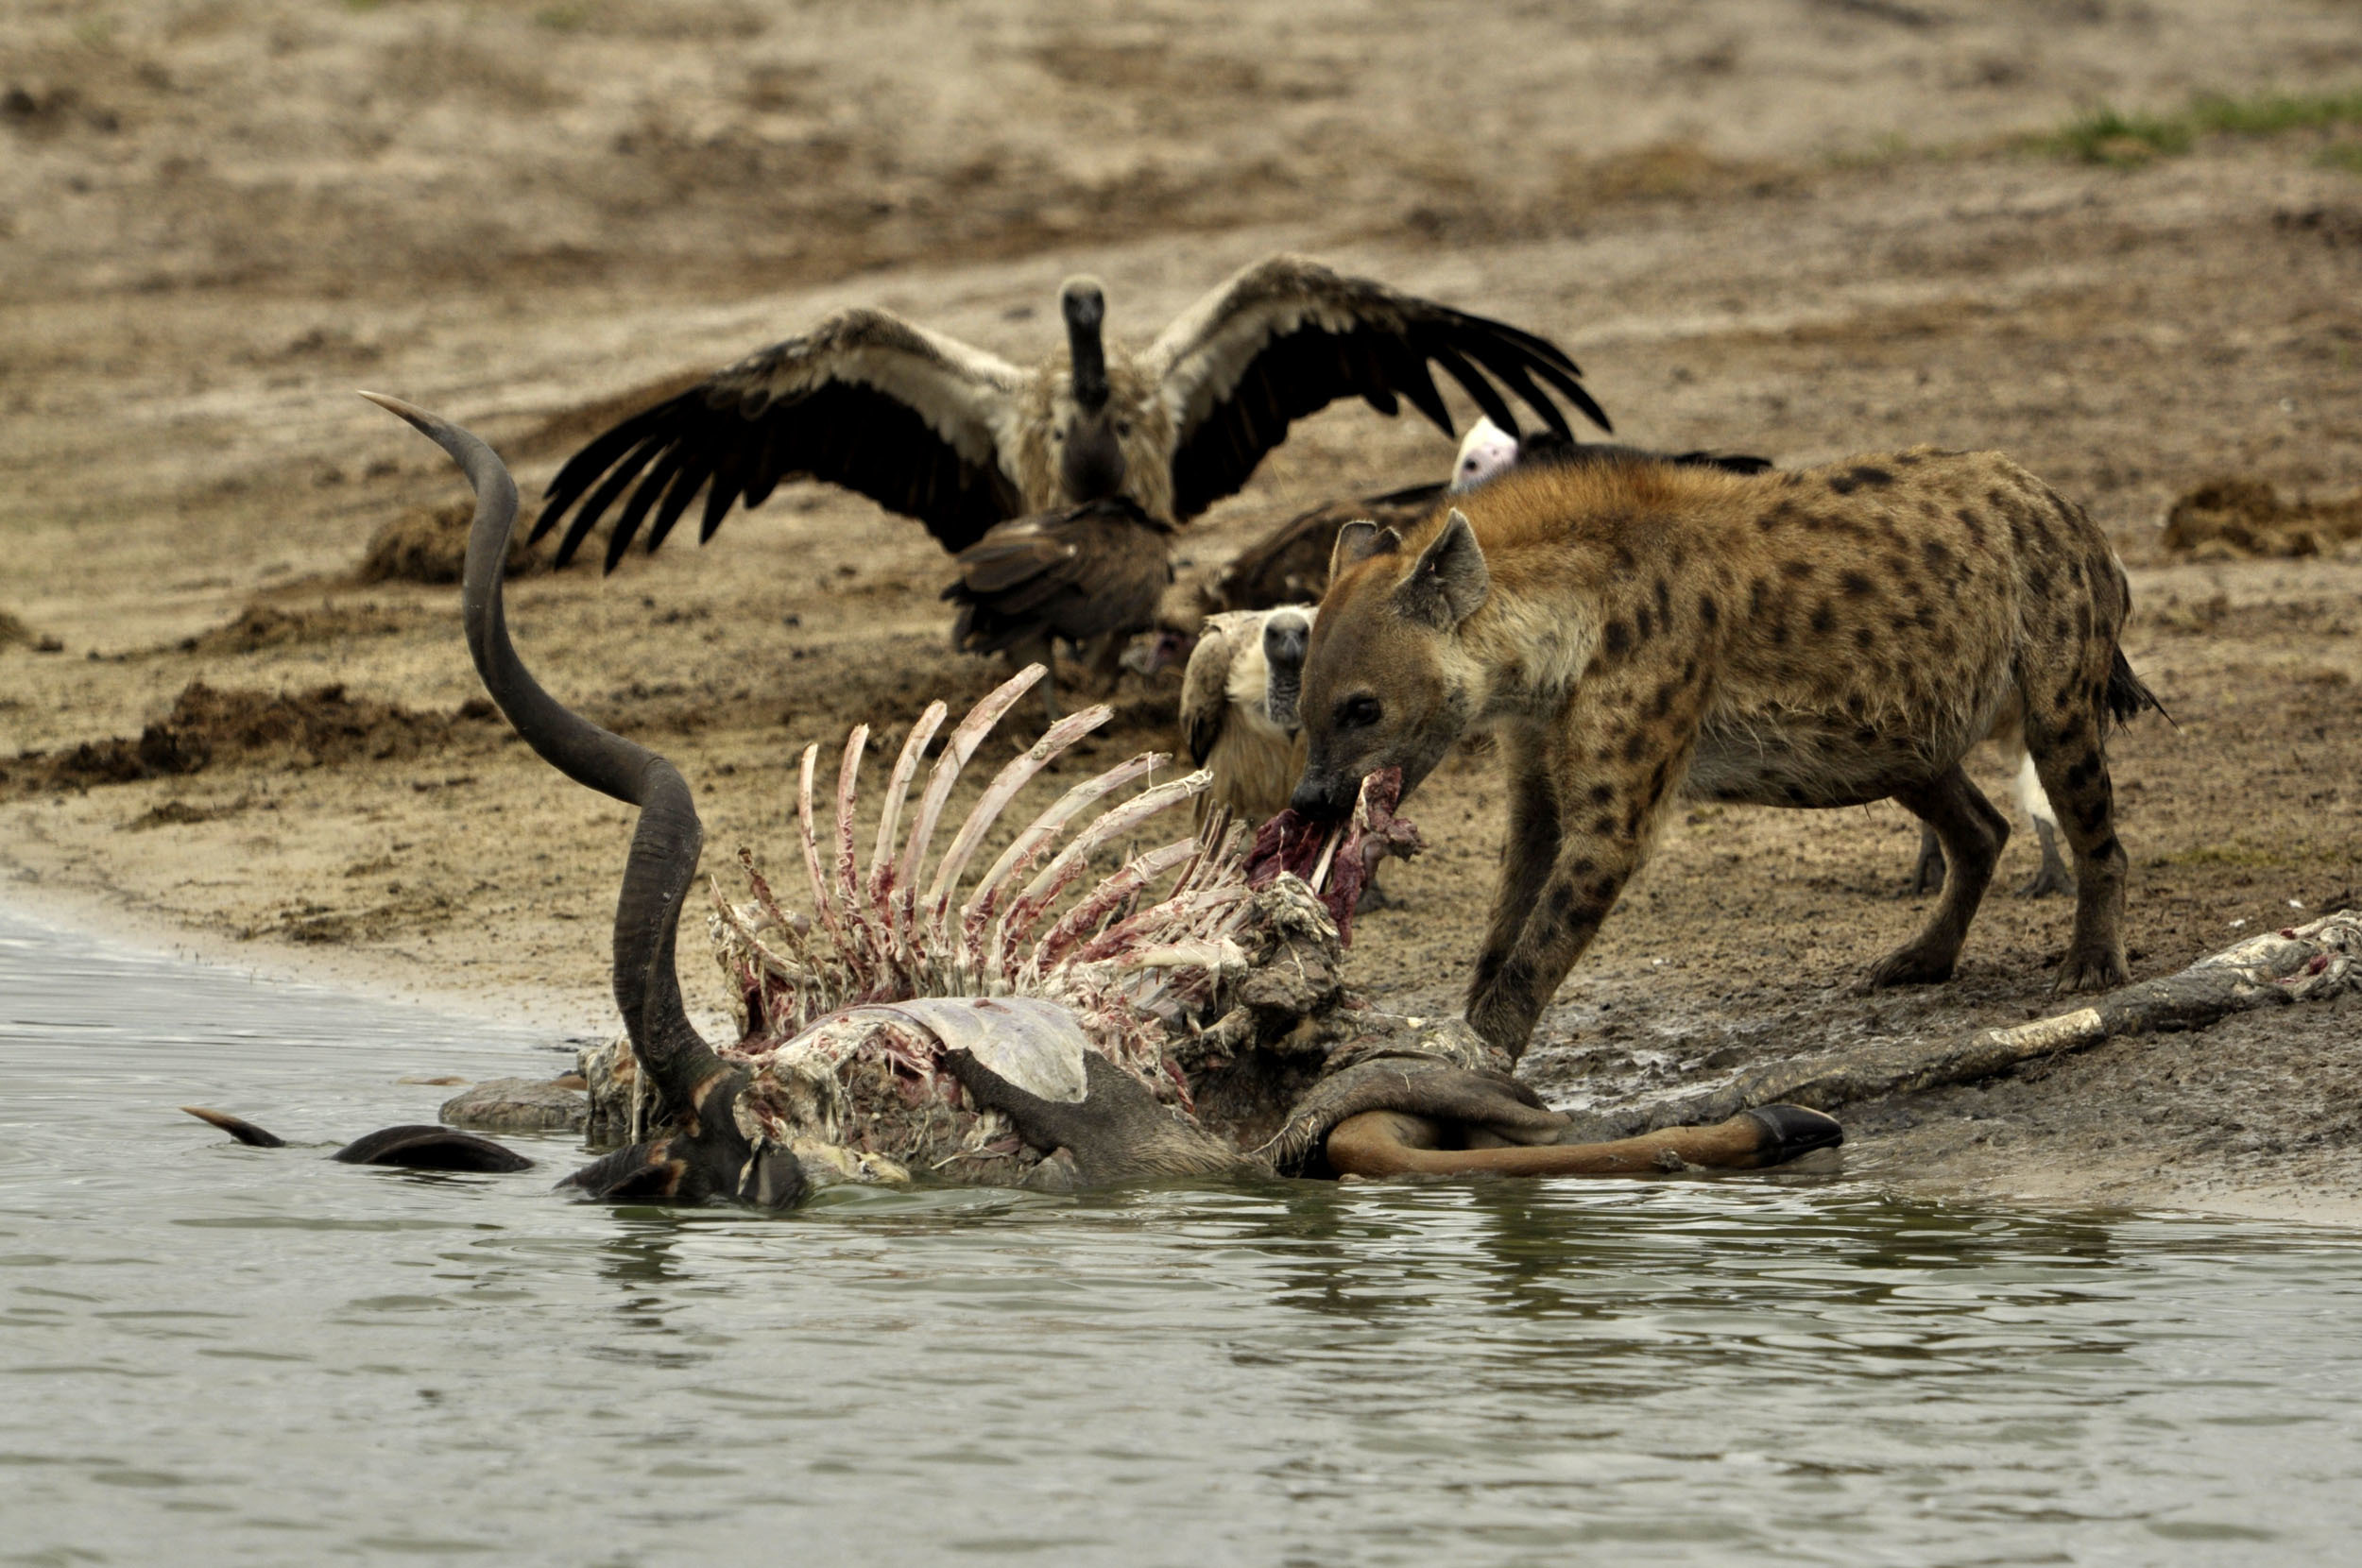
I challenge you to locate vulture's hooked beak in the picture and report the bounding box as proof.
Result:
[1261,613,1311,731]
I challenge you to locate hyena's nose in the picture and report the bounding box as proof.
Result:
[1289,773,1353,821]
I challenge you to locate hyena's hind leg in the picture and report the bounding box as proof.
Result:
[1867,766,2010,988]
[2010,750,2075,898]
[2023,668,2133,993]
[1904,757,2068,898]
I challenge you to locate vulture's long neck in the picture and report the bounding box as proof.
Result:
[1062,278,1109,413]
[1057,277,1126,503]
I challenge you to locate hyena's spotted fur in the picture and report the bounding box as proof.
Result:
[1292,447,2148,1061]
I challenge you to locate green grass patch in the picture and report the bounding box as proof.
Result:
[2044,106,2192,166]
[2190,88,2362,136]
[2037,86,2362,168]
[2316,143,2362,175]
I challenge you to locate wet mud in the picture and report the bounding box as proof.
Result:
[5,0,2362,1217]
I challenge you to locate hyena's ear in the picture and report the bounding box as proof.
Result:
[1326,519,1401,589]
[1395,509,1489,629]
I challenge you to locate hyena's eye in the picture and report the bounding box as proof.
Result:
[1338,695,1382,729]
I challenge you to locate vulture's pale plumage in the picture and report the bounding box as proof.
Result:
[1180,605,1316,828]
[530,256,1606,581]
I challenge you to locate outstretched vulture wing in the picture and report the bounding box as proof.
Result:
[1143,255,1611,521]
[532,310,1031,570]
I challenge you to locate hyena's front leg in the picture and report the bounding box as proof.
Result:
[1469,726,1563,1004]
[1465,701,1699,1061]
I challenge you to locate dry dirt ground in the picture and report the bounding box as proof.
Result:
[6,0,2361,1219]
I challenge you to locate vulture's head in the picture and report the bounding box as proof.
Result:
[1056,276,1127,503]
[1258,606,1315,731]
[1449,416,1521,492]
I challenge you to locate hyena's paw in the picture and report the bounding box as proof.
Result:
[1863,940,1959,990]
[1462,991,1535,1064]
[2051,944,2129,995]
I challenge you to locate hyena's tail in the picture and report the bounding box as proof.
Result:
[2105,648,2168,729]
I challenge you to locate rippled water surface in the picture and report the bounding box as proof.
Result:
[5,909,2361,1566]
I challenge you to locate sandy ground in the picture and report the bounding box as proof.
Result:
[6,0,2362,1219]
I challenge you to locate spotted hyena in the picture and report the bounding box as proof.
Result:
[1290,449,2153,1060]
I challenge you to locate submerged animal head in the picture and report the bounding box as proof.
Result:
[1450,417,1520,492]
[1291,510,1491,818]
[1056,276,1129,503]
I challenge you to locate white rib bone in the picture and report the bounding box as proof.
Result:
[1069,886,1252,969]
[794,744,849,956]
[832,724,881,985]
[894,666,1046,943]
[960,752,1166,928]
[996,768,1209,950]
[868,700,948,905]
[1025,839,1199,973]
[835,725,868,906]
[1308,826,1342,895]
[922,703,1110,948]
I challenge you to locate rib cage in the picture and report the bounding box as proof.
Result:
[709,664,1256,1102]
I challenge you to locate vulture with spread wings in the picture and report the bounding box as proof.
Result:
[530,255,1608,587]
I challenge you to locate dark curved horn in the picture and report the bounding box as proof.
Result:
[359,393,798,1208]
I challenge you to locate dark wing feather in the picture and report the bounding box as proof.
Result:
[1204,483,1447,614]
[1147,255,1612,520]
[1178,619,1240,767]
[531,310,1029,568]
[944,500,1172,654]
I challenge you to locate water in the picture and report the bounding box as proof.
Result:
[4,910,2360,1567]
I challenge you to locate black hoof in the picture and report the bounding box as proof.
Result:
[181,1106,286,1148]
[333,1125,535,1172]
[1744,1104,1844,1165]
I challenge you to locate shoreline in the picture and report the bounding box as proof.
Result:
[0,862,623,1048]
[13,869,2359,1232]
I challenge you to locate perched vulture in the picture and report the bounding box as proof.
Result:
[1199,418,1773,616]
[941,498,1174,717]
[529,253,1606,592]
[1446,415,1772,490]
[1180,605,1316,828]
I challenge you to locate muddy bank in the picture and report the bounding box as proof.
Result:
[7,0,2362,1218]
